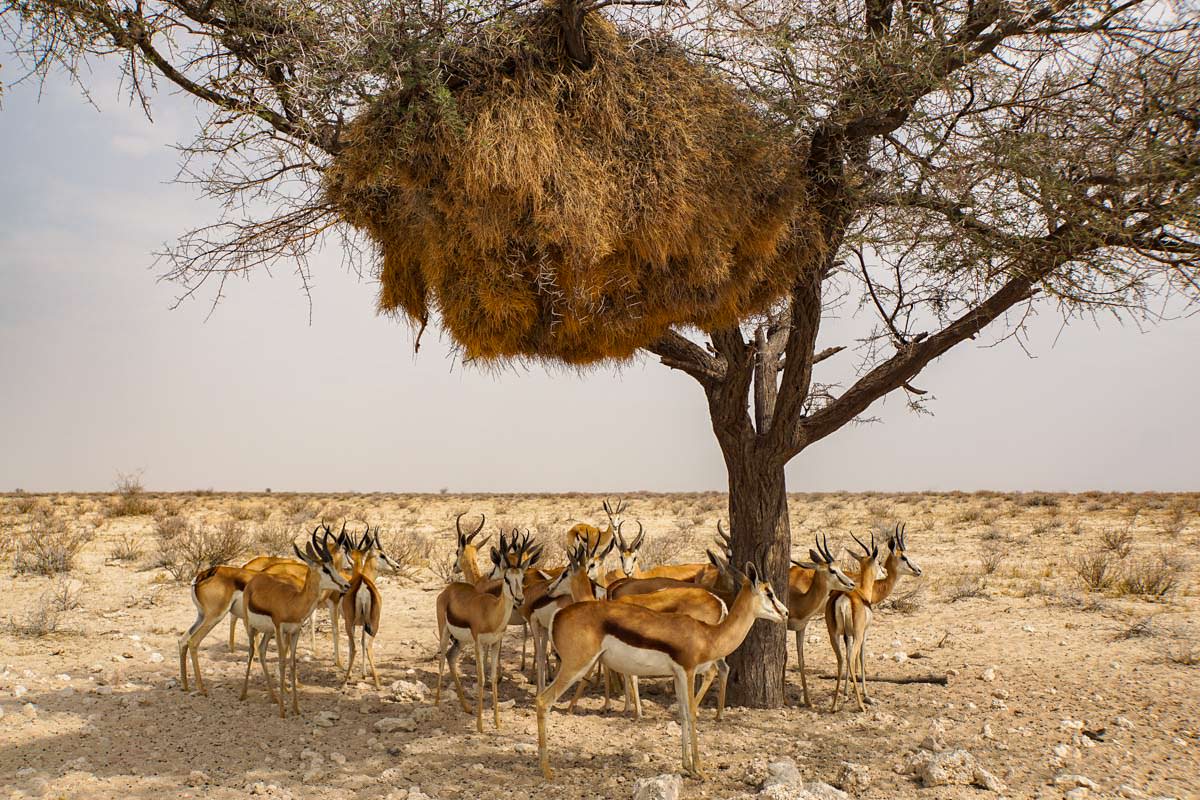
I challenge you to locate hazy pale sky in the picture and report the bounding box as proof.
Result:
[1,69,1197,493]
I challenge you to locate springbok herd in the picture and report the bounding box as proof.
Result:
[175,497,924,781]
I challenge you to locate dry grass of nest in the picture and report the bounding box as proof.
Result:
[325,9,820,365]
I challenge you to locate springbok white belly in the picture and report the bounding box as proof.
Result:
[246,610,304,636]
[599,636,675,677]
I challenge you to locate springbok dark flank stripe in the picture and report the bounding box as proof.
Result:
[600,619,684,664]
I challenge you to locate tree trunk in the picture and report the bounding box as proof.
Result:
[723,449,790,708]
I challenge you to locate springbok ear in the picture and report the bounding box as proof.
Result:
[304,542,318,561]
[706,549,721,568]
[490,547,501,566]
[794,561,818,570]
[293,543,309,563]
[745,562,759,584]
[809,548,822,563]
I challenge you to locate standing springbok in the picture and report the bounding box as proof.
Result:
[228,523,348,656]
[522,542,602,692]
[825,532,887,713]
[786,534,856,707]
[844,522,922,704]
[535,555,787,780]
[434,532,539,732]
[451,512,490,584]
[238,532,350,718]
[340,527,396,688]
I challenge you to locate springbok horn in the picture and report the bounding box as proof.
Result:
[850,531,871,557]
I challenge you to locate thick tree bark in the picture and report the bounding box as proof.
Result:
[722,445,791,708]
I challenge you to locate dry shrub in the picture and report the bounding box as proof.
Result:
[13,494,40,514]
[325,10,818,365]
[1117,551,1182,598]
[253,520,295,556]
[232,502,270,522]
[978,544,1006,575]
[155,518,250,581]
[1073,550,1117,591]
[1099,526,1134,557]
[1112,615,1156,641]
[282,496,312,519]
[1160,507,1187,538]
[880,581,925,615]
[382,530,435,583]
[12,513,92,575]
[107,471,156,517]
[640,527,691,567]
[108,531,143,563]
[7,578,81,638]
[319,504,351,525]
[1018,493,1060,508]
[946,575,989,602]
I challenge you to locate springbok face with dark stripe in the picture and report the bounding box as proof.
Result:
[792,533,856,591]
[888,523,922,577]
[614,520,645,577]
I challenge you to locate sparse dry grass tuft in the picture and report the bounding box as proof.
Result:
[108,530,143,563]
[1116,551,1183,599]
[978,544,1006,575]
[946,575,989,602]
[7,577,81,638]
[1072,550,1117,592]
[1099,526,1134,557]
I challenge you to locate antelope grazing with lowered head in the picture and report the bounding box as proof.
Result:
[434,531,540,732]
[786,534,856,707]
[825,531,887,713]
[535,555,787,780]
[238,532,350,718]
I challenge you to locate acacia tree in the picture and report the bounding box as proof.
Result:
[4,0,1198,707]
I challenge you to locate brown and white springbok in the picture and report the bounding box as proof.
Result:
[434,531,540,732]
[535,555,787,780]
[238,532,350,718]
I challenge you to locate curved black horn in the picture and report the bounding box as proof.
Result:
[632,520,645,550]
[850,531,871,557]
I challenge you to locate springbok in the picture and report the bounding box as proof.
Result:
[535,555,787,780]
[786,534,856,707]
[825,532,886,713]
[341,527,397,687]
[238,532,350,718]
[604,520,710,584]
[564,497,626,554]
[228,523,349,656]
[434,531,539,732]
[451,512,490,584]
[841,522,922,703]
[522,542,603,692]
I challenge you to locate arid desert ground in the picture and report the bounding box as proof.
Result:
[0,490,1197,800]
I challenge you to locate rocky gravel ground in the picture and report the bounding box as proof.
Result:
[1,491,1197,799]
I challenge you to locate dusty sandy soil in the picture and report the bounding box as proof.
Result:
[1,491,1197,800]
